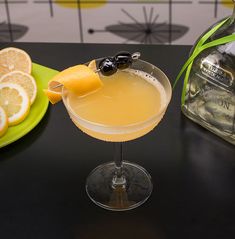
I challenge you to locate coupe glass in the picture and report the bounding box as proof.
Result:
[62,58,172,211]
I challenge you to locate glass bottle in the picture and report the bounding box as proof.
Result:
[181,1,235,145]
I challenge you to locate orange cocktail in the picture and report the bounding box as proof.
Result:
[46,52,172,211]
[64,68,168,142]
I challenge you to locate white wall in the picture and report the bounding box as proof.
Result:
[0,0,233,44]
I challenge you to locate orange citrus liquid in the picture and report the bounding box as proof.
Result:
[66,70,167,142]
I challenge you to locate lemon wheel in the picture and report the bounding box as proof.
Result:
[0,82,30,126]
[0,71,37,105]
[0,47,32,78]
[0,106,8,137]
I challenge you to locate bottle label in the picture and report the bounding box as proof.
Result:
[200,58,234,89]
[190,72,235,134]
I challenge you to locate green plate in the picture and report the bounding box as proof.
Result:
[0,63,59,148]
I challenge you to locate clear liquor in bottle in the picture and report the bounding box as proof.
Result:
[182,2,235,145]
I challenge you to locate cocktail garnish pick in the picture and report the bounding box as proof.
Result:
[51,52,141,89]
[131,52,141,60]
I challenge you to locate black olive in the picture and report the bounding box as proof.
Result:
[115,51,133,70]
[98,57,117,76]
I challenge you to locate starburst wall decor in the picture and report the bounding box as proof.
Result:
[0,0,233,44]
[88,7,188,44]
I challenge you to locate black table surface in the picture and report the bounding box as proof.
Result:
[0,43,235,239]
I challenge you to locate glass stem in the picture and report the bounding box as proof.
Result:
[112,142,126,188]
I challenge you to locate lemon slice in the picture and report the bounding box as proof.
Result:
[0,47,32,78]
[0,83,30,126]
[0,71,37,105]
[44,63,102,104]
[43,89,62,105]
[0,106,8,137]
[88,59,97,71]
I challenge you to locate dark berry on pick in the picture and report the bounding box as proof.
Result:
[99,57,117,76]
[115,51,133,70]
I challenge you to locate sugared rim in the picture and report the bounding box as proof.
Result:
[62,59,172,133]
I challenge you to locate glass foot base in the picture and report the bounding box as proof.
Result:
[86,161,153,211]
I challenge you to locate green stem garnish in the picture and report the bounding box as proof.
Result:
[173,17,235,105]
